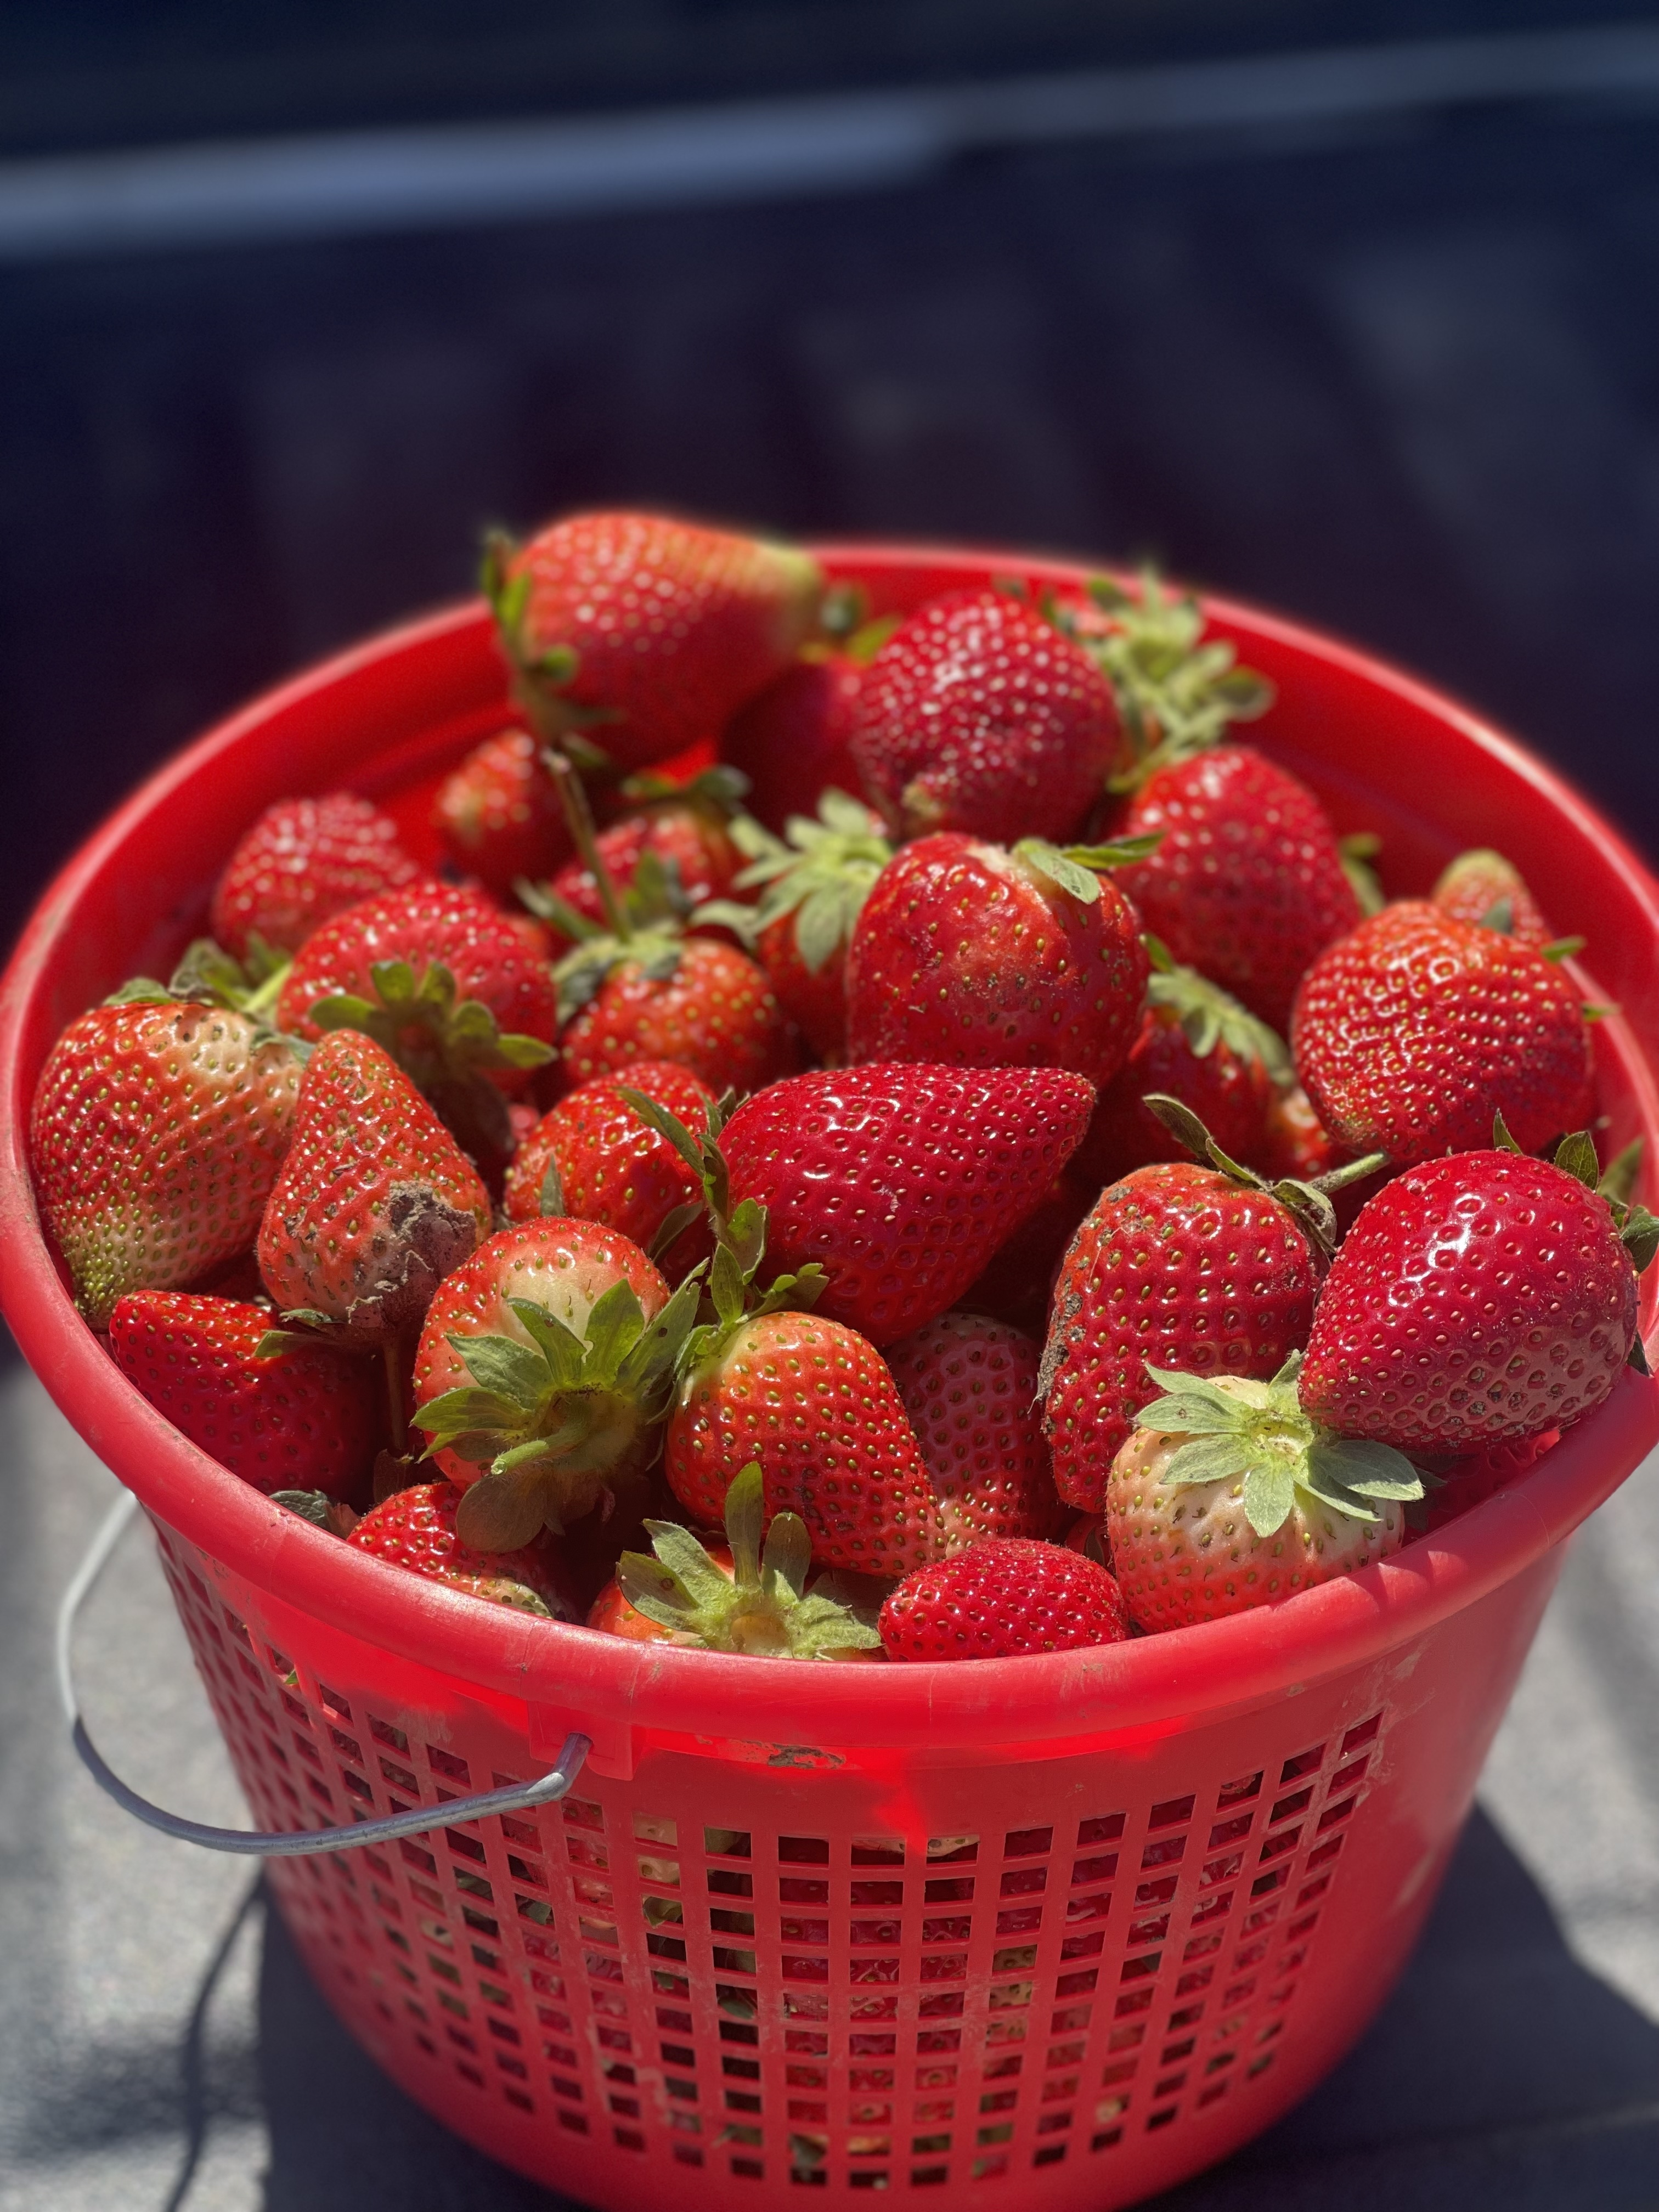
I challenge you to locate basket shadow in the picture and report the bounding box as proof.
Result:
[254,1805,1658,2211]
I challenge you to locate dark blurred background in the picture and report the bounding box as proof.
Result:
[1,0,1656,957]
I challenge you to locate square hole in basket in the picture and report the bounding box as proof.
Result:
[708,1828,753,1859]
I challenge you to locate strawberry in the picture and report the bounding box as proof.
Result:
[533,768,750,947]
[209,791,424,960]
[883,1311,1063,1543]
[878,1538,1130,1661]
[844,832,1150,1081]
[1255,1081,1347,1184]
[560,933,794,1096]
[598,1463,882,1657]
[1291,901,1594,1166]
[346,1480,582,1618]
[720,652,865,834]
[1299,1133,1655,1453]
[717,1063,1096,1346]
[1431,848,1556,950]
[1068,941,1284,1189]
[108,1290,379,1498]
[1062,1511,1111,1565]
[433,729,572,895]
[697,789,893,1060]
[1107,1358,1419,1630]
[257,1030,491,1349]
[1041,1110,1348,1509]
[31,1000,300,1328]
[484,511,822,772]
[412,1217,698,1548]
[501,1059,716,1282]
[1420,1428,1559,1535]
[958,1173,1093,1334]
[848,590,1125,845]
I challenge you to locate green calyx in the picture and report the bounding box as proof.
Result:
[106,935,305,1057]
[525,848,692,1024]
[1136,1355,1424,1535]
[1012,833,1164,906]
[480,530,616,768]
[1338,833,1386,918]
[697,788,892,975]
[310,955,550,1082]
[1143,936,1291,1082]
[615,1086,826,1367]
[1143,1092,1385,1265]
[1051,566,1273,792]
[413,1276,705,1548]
[1493,1116,1659,1286]
[617,1462,881,1658]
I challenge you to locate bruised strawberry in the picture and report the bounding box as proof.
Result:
[485,511,822,772]
[347,1480,582,1618]
[32,1000,300,1328]
[109,1290,379,1498]
[879,1538,1130,1660]
[210,791,423,960]
[883,1311,1063,1544]
[720,653,865,834]
[433,729,572,895]
[845,832,1149,1082]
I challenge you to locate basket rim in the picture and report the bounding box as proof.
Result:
[4,544,1658,1754]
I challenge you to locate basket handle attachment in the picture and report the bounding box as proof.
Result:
[58,1491,591,1859]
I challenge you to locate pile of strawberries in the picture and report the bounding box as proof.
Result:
[29,512,1657,1666]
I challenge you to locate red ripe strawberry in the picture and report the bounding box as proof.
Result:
[958,1173,1093,1334]
[1299,1141,1651,1453]
[433,729,572,895]
[1255,1081,1346,1183]
[413,1217,696,1545]
[536,770,749,947]
[1112,747,1361,1035]
[1107,1361,1417,1630]
[32,1001,300,1327]
[718,1063,1096,1346]
[108,1290,378,1498]
[502,1059,716,1280]
[347,1480,582,1618]
[1041,1159,1326,1510]
[845,833,1148,1082]
[209,791,424,960]
[720,653,864,834]
[560,935,794,1094]
[878,1538,1130,1661]
[666,1308,947,1575]
[1420,1428,1559,1534]
[883,1312,1063,1543]
[1062,1511,1111,1565]
[1431,848,1555,949]
[849,591,1125,845]
[485,511,822,772]
[1291,902,1594,1166]
[257,1030,491,1346]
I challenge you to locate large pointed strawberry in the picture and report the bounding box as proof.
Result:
[883,1311,1063,1543]
[484,511,822,772]
[848,589,1125,845]
[31,1000,300,1327]
[1291,901,1594,1166]
[411,1217,698,1546]
[210,791,424,960]
[108,1290,379,1498]
[720,652,865,834]
[257,1030,491,1351]
[717,1063,1096,1346]
[433,729,573,896]
[347,1480,583,1618]
[1299,1132,1656,1454]
[844,831,1150,1079]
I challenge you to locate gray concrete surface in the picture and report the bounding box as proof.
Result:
[2,1341,1656,2210]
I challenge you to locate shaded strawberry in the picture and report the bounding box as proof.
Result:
[720,652,865,834]
[1419,1428,1560,1535]
[956,1172,1094,1335]
[433,728,572,895]
[883,1311,1063,1544]
[1430,848,1558,950]
[533,767,751,947]
[210,791,424,960]
[878,1538,1130,1661]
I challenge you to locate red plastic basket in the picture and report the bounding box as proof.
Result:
[4,546,1658,2212]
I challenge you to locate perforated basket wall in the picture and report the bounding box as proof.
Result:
[151,1508,1567,2211]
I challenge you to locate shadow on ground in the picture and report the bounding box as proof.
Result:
[251,1806,1659,2211]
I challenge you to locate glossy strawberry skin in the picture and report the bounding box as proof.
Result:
[845,834,1147,1082]
[720,654,864,834]
[719,1063,1096,1346]
[541,801,747,947]
[665,1309,948,1576]
[347,1481,582,1617]
[849,591,1124,845]
[502,1059,715,1280]
[1291,903,1594,1166]
[108,1291,379,1498]
[1113,747,1361,1034]
[879,1538,1130,1660]
[559,938,796,1096]
[1072,1005,1276,1190]
[413,1217,670,1491]
[210,792,424,959]
[257,1032,492,1344]
[1041,1164,1322,1510]
[503,512,822,770]
[1300,1150,1638,1452]
[433,729,572,896]
[883,1312,1063,1544]
[32,1003,300,1329]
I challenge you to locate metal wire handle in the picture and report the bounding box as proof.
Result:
[57,1489,590,1857]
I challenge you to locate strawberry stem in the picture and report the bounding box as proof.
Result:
[544,747,633,943]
